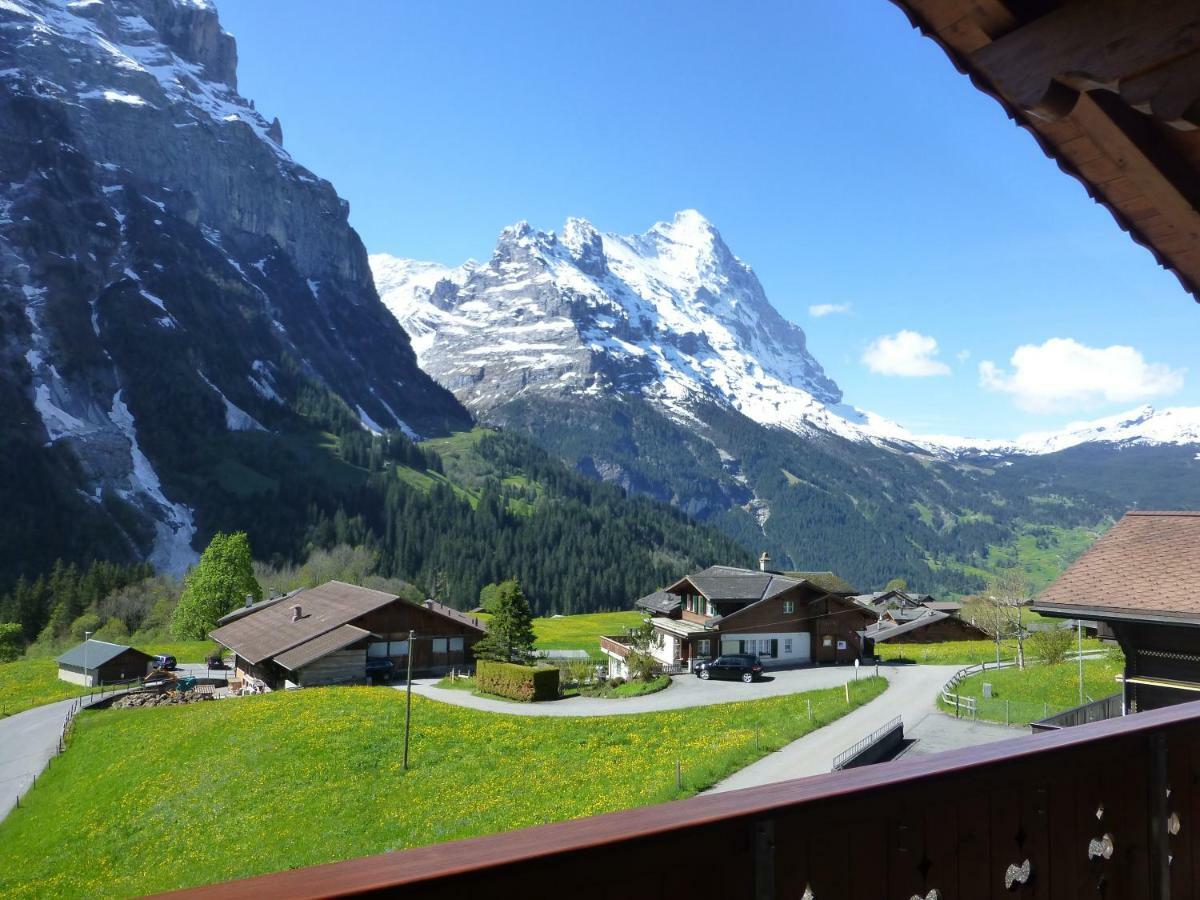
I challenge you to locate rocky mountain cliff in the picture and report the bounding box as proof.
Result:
[374,212,1200,593]
[0,0,469,581]
[373,210,922,443]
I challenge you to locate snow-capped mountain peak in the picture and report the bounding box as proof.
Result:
[372,213,1200,457]
[373,212,849,433]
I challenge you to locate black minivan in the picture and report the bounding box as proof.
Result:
[694,654,764,683]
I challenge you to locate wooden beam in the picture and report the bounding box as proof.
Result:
[1120,50,1200,130]
[970,0,1200,121]
[1070,91,1200,260]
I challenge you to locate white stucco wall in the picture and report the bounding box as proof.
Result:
[57,665,95,686]
[719,632,811,665]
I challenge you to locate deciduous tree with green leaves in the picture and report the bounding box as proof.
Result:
[171,532,262,639]
[622,619,663,681]
[472,578,535,664]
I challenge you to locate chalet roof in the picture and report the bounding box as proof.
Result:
[865,609,950,642]
[779,571,857,596]
[671,566,805,603]
[211,581,399,665]
[419,599,488,633]
[889,0,1200,303]
[635,590,680,615]
[216,589,301,626]
[57,639,149,669]
[925,600,963,613]
[1035,511,1200,624]
[275,624,375,671]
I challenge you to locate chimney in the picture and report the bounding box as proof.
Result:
[245,593,254,608]
[759,551,771,572]
[291,604,302,622]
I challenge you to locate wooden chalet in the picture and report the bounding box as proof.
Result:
[210,581,486,689]
[865,607,989,647]
[603,559,872,673]
[852,589,987,645]
[175,3,1200,896]
[1035,511,1200,711]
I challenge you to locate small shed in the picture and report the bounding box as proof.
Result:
[56,640,154,687]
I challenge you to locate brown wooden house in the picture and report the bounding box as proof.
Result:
[865,607,989,646]
[1035,511,1200,711]
[603,562,873,674]
[56,639,154,686]
[210,581,486,689]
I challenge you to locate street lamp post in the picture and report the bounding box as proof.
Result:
[403,629,415,770]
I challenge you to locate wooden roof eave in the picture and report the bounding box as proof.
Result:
[887,0,1200,303]
[1033,601,1200,628]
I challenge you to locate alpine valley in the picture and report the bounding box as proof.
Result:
[374,212,1200,596]
[0,0,750,615]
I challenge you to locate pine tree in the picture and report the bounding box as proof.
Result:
[472,578,535,663]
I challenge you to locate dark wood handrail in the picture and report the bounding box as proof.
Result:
[159,697,1200,899]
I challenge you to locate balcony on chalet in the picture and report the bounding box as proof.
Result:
[599,634,631,659]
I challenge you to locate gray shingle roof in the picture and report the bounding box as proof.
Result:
[866,609,950,641]
[56,639,148,668]
[635,590,680,615]
[681,566,802,603]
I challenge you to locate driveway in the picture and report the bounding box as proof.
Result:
[707,663,1005,792]
[401,661,898,717]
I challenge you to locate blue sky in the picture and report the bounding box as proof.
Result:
[219,0,1197,440]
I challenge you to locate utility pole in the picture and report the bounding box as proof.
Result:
[1077,619,1085,705]
[403,629,415,770]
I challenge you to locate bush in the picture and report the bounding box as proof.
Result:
[476,659,560,701]
[1029,628,1073,665]
[0,622,22,663]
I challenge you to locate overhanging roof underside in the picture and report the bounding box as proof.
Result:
[889,0,1200,303]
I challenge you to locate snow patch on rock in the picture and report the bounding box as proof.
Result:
[108,391,197,574]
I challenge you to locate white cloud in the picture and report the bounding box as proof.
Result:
[862,330,951,377]
[809,302,851,318]
[956,349,971,363]
[979,338,1185,413]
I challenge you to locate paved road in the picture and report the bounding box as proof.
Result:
[401,664,876,717]
[708,663,977,792]
[0,696,77,822]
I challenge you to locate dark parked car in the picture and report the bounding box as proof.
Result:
[366,657,395,683]
[151,654,177,671]
[694,654,764,683]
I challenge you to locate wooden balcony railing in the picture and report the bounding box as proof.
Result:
[161,698,1200,899]
[599,634,630,658]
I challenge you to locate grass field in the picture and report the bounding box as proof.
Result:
[532,610,645,657]
[941,657,1124,725]
[876,636,1107,666]
[0,657,89,718]
[0,678,886,896]
[470,610,645,660]
[0,641,222,718]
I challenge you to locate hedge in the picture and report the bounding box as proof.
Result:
[476,659,560,702]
